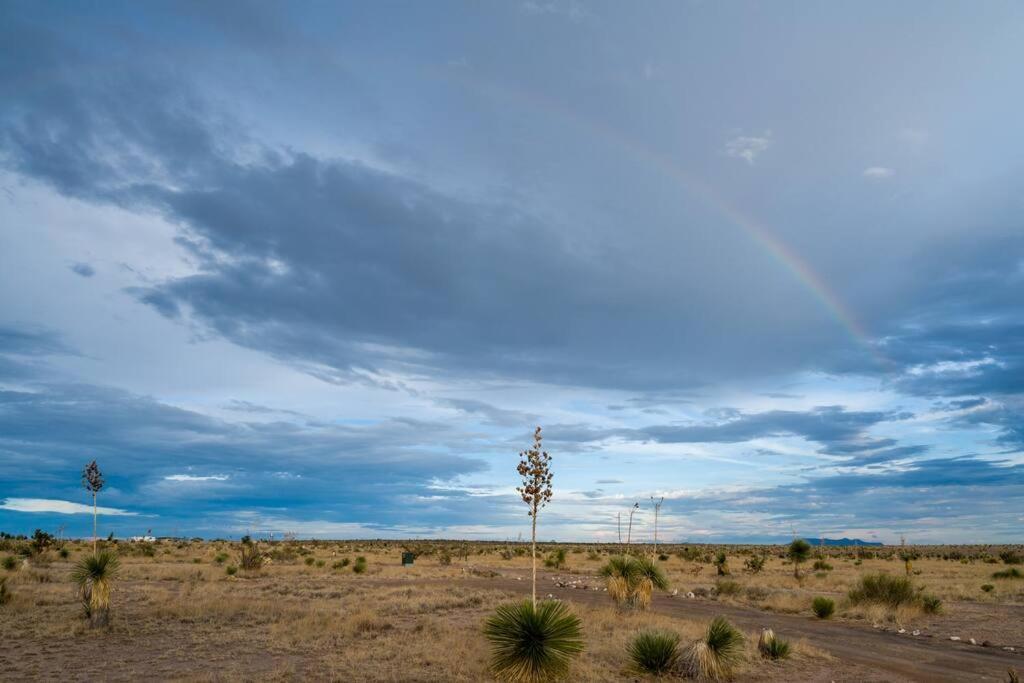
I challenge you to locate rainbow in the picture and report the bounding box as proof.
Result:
[438,68,885,365]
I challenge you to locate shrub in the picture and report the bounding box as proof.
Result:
[744,555,766,574]
[225,565,238,576]
[757,628,790,660]
[2,556,16,571]
[214,552,229,565]
[304,556,316,566]
[239,540,264,571]
[353,556,368,574]
[628,629,681,675]
[812,596,835,619]
[544,548,567,570]
[682,617,745,681]
[787,539,812,578]
[333,558,351,569]
[315,559,325,568]
[921,595,942,614]
[600,555,669,610]
[483,600,584,682]
[847,573,916,608]
[982,584,995,593]
[714,579,741,597]
[59,548,70,559]
[999,550,1023,565]
[993,568,1023,580]
[71,550,120,627]
[658,553,670,561]
[812,559,833,572]
[438,550,452,566]
[714,551,729,576]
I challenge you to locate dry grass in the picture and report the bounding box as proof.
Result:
[0,539,1019,680]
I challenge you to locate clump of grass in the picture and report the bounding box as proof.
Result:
[304,556,316,566]
[59,547,70,559]
[999,550,1022,565]
[847,573,916,608]
[544,548,567,570]
[681,617,745,681]
[333,558,351,570]
[70,550,120,627]
[658,553,669,561]
[982,584,995,593]
[628,629,681,675]
[812,596,835,619]
[921,595,942,614]
[812,559,833,572]
[353,556,368,574]
[213,552,228,565]
[483,600,584,682]
[315,559,325,568]
[714,579,741,597]
[225,565,238,576]
[600,555,669,610]
[2,556,16,571]
[757,628,790,660]
[993,568,1023,580]
[0,576,11,605]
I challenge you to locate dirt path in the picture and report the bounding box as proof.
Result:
[425,570,1024,682]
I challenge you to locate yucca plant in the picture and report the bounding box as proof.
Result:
[483,600,584,682]
[81,460,105,556]
[628,629,681,675]
[71,550,120,627]
[682,616,745,681]
[757,628,790,660]
[787,539,811,579]
[600,554,669,610]
[238,537,264,571]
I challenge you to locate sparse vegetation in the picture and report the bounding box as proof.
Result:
[0,576,10,605]
[71,549,120,627]
[993,568,1023,580]
[600,554,669,609]
[812,596,835,619]
[847,573,917,608]
[681,616,745,681]
[757,628,790,660]
[628,629,681,675]
[483,600,584,682]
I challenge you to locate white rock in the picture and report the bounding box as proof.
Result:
[949,636,961,641]
[912,630,921,636]
[969,638,977,645]
[897,628,906,634]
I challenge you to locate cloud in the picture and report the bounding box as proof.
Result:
[725,133,772,165]
[1,498,138,516]
[164,474,230,482]
[863,166,895,179]
[69,262,96,277]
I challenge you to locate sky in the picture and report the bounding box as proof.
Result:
[1,1,1022,543]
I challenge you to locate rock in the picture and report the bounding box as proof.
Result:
[982,640,992,647]
[969,638,977,646]
[912,630,921,636]
[1004,646,1016,652]
[686,591,695,599]
[949,636,961,641]
[898,628,906,634]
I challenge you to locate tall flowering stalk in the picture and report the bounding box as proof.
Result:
[82,460,104,556]
[517,426,553,608]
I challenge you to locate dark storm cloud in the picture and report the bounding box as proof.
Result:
[69,262,95,277]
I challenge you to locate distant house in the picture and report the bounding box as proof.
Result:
[129,535,156,543]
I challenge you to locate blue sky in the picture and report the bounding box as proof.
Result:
[1,1,1022,542]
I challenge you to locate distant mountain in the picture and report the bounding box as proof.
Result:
[818,537,882,547]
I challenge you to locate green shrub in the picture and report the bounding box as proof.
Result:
[787,539,812,578]
[981,584,995,593]
[304,556,316,566]
[225,565,238,576]
[353,556,368,574]
[847,573,916,607]
[213,552,229,565]
[999,550,1022,565]
[2,556,16,571]
[628,629,680,675]
[544,548,567,570]
[682,617,745,681]
[483,600,584,682]
[921,595,942,614]
[71,550,120,627]
[812,596,835,619]
[315,559,325,568]
[993,568,1023,580]
[744,555,766,574]
[333,558,351,570]
[59,548,70,559]
[658,553,670,561]
[812,559,833,571]
[714,579,741,597]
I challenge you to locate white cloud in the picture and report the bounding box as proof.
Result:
[0,498,138,516]
[863,166,895,179]
[164,474,230,482]
[725,133,772,165]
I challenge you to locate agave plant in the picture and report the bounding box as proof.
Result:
[71,550,120,627]
[600,554,669,610]
[682,616,745,681]
[628,629,681,675]
[483,600,584,682]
